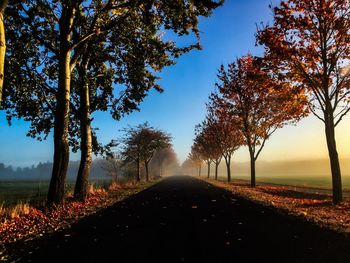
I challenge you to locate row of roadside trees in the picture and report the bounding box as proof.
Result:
[185,0,350,204]
[0,1,223,204]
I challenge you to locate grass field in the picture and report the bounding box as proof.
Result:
[213,174,350,197]
[0,178,112,206]
[237,175,350,189]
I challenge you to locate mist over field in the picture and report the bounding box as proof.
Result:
[232,158,350,177]
[2,157,350,186]
[198,158,350,189]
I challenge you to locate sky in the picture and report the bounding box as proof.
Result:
[0,0,350,168]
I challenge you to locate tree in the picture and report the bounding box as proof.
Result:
[216,55,306,187]
[193,129,213,178]
[139,127,172,181]
[257,0,350,203]
[70,6,187,200]
[200,115,223,180]
[206,93,244,182]
[194,121,223,180]
[101,156,122,182]
[188,145,203,177]
[4,0,223,204]
[120,123,171,182]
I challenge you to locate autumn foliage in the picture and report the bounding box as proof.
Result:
[215,55,307,186]
[257,0,350,203]
[190,54,306,185]
[186,0,350,205]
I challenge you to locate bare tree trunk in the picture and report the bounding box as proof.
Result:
[215,162,219,180]
[145,161,149,181]
[207,161,211,178]
[48,6,75,205]
[249,148,256,187]
[325,114,342,204]
[136,158,141,182]
[74,62,92,201]
[225,155,231,182]
[198,165,201,177]
[0,0,7,106]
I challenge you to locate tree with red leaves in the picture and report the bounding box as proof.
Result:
[216,55,307,187]
[196,113,224,180]
[205,95,244,182]
[257,0,350,203]
[194,124,217,179]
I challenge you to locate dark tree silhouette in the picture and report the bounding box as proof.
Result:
[4,0,223,204]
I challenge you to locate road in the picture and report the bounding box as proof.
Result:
[7,176,350,262]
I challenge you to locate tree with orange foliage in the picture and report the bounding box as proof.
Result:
[206,94,244,182]
[193,132,212,178]
[257,0,350,203]
[196,113,224,180]
[216,55,306,187]
[203,119,223,180]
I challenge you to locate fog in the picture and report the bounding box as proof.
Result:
[231,158,350,178]
[183,158,350,189]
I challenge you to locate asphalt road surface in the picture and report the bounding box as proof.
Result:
[7,176,350,262]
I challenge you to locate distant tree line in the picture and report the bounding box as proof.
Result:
[0,160,118,180]
[0,149,179,182]
[0,0,223,204]
[184,0,350,204]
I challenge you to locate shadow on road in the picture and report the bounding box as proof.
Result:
[7,175,350,263]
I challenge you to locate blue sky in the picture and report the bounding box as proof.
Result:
[1,0,349,168]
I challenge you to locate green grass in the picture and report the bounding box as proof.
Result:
[0,178,112,206]
[217,174,350,190]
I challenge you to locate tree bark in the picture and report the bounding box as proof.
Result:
[215,162,219,180]
[74,62,92,201]
[0,1,7,106]
[136,158,141,182]
[249,148,256,187]
[207,161,211,178]
[325,114,342,204]
[225,155,231,182]
[145,161,149,181]
[48,5,75,205]
[198,165,201,177]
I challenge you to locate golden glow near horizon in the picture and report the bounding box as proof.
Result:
[234,114,350,163]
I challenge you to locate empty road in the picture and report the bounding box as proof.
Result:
[7,176,350,262]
